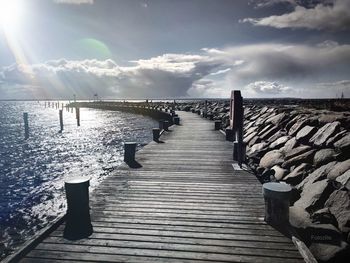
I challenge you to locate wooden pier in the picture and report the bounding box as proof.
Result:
[12,111,304,263]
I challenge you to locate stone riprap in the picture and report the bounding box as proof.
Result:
[175,100,350,262]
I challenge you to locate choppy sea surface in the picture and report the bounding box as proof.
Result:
[0,101,157,258]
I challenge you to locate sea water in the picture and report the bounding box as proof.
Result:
[0,101,157,258]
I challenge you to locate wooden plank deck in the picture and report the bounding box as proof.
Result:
[17,111,304,263]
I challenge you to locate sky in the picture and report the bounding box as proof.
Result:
[0,0,349,99]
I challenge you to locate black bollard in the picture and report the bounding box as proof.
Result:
[64,176,93,240]
[262,182,291,226]
[214,120,221,130]
[225,128,234,141]
[23,112,29,139]
[173,116,180,125]
[59,110,63,132]
[163,120,169,131]
[153,128,160,142]
[124,142,137,163]
[159,120,164,130]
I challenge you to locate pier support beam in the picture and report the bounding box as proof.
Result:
[263,182,291,226]
[64,176,93,240]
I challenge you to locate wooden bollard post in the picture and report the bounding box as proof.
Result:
[153,128,160,142]
[23,112,29,139]
[59,110,63,132]
[214,120,221,130]
[124,142,137,163]
[163,120,169,131]
[64,176,93,240]
[225,128,234,141]
[173,116,180,125]
[262,182,291,226]
[165,108,168,112]
[75,107,80,126]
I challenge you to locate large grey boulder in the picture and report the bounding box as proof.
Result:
[327,159,350,180]
[243,131,257,144]
[296,125,317,144]
[297,161,337,191]
[290,207,348,262]
[269,135,291,149]
[307,224,348,262]
[285,145,311,160]
[325,189,350,234]
[336,170,350,190]
[289,118,308,136]
[313,148,338,167]
[326,130,347,147]
[259,125,279,140]
[334,132,350,151]
[259,150,284,169]
[282,149,315,169]
[281,137,298,153]
[283,163,311,185]
[246,142,269,158]
[309,121,340,146]
[265,112,287,125]
[294,179,334,213]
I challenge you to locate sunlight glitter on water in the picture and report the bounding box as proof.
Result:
[0,101,157,257]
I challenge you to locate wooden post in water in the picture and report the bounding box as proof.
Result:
[64,176,93,240]
[23,112,29,139]
[59,109,63,132]
[75,107,80,126]
[124,142,137,163]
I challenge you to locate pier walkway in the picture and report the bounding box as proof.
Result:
[16,111,303,263]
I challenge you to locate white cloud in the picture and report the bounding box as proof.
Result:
[210,68,231,76]
[245,81,290,96]
[1,42,350,99]
[243,0,350,31]
[53,0,94,4]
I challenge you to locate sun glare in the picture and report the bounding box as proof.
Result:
[0,0,23,31]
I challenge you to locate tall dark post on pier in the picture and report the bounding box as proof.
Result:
[23,113,29,139]
[230,90,244,166]
[59,110,63,132]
